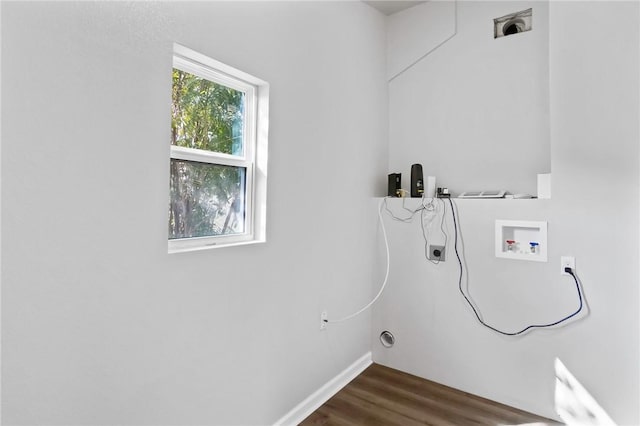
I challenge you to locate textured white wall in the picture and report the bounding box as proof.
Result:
[374,1,639,423]
[1,2,387,424]
[388,1,550,196]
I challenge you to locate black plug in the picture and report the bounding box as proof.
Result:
[436,187,451,198]
[564,267,572,274]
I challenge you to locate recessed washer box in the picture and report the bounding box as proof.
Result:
[495,220,547,262]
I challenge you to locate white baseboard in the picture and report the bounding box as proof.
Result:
[273,352,373,426]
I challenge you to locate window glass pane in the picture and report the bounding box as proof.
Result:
[171,69,244,156]
[169,160,246,239]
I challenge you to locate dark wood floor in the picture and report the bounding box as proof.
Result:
[301,363,561,426]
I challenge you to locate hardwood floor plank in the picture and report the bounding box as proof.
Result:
[362,366,542,424]
[300,363,561,426]
[347,376,494,425]
[344,387,461,426]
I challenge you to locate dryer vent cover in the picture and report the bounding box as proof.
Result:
[494,8,532,39]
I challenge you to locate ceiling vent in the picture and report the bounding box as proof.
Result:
[494,8,532,39]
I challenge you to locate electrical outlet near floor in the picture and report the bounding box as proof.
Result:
[428,245,446,261]
[561,256,575,275]
[320,311,327,330]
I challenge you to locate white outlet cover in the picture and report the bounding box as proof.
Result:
[561,256,575,275]
[320,311,328,330]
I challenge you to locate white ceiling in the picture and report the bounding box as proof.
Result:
[363,1,427,16]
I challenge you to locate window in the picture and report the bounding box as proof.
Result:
[169,44,269,252]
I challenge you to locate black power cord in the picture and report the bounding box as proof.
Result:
[447,197,584,336]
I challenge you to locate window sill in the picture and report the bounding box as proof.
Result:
[168,238,265,254]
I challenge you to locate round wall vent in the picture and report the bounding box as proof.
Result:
[494,8,532,39]
[503,18,526,35]
[379,331,395,348]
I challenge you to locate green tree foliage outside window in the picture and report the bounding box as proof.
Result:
[169,69,247,239]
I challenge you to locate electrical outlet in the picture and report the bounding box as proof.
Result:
[561,256,575,275]
[320,311,328,330]
[429,245,446,261]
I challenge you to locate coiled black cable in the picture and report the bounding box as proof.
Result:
[447,197,584,336]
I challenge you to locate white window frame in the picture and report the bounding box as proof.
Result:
[169,44,269,253]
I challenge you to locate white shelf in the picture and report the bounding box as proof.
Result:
[495,220,547,262]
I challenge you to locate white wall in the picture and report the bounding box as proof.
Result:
[548,2,639,420]
[374,1,639,423]
[0,2,387,424]
[388,1,550,196]
[387,1,456,80]
[3,1,638,424]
